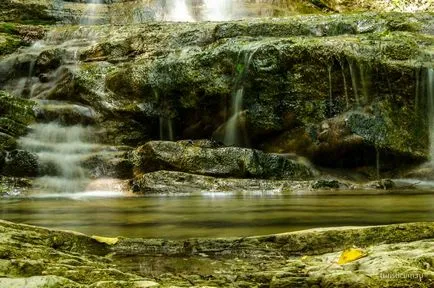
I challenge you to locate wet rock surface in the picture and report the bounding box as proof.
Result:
[0,219,432,287]
[1,13,433,179]
[3,149,39,177]
[132,140,314,180]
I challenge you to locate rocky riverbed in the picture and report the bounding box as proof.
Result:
[0,220,432,287]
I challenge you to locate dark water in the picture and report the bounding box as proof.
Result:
[1,190,433,239]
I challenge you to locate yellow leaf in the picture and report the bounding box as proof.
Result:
[337,248,366,265]
[301,255,309,261]
[91,235,119,245]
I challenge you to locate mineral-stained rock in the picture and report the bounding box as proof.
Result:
[132,140,314,180]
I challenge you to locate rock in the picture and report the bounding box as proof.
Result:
[83,150,133,179]
[0,131,16,150]
[0,23,46,56]
[3,149,39,177]
[0,117,29,138]
[0,175,31,195]
[89,280,160,288]
[34,101,97,125]
[0,91,35,127]
[0,150,5,173]
[0,0,57,24]
[0,219,433,287]
[132,141,314,180]
[0,276,80,288]
[311,179,349,189]
[133,170,309,194]
[365,179,396,190]
[0,219,151,286]
[1,13,433,174]
[35,48,65,75]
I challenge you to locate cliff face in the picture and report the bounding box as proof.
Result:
[1,1,432,25]
[0,1,433,187]
[1,12,433,178]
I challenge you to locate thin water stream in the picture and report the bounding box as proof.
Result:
[1,191,433,239]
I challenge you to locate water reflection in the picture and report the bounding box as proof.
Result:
[1,191,433,239]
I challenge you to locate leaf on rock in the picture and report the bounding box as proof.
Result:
[91,235,119,245]
[337,248,366,265]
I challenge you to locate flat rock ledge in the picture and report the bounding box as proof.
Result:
[0,219,433,287]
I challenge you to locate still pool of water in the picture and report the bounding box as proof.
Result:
[1,190,433,239]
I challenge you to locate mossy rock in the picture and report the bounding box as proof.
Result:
[3,150,39,177]
[0,90,35,126]
[0,33,22,56]
[0,0,56,24]
[133,140,314,180]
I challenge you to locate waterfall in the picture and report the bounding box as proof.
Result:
[80,0,104,25]
[166,0,194,22]
[19,123,96,193]
[203,0,232,21]
[427,68,434,162]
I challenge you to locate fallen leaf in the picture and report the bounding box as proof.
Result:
[91,235,119,245]
[337,248,366,265]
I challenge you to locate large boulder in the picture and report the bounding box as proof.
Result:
[132,140,314,180]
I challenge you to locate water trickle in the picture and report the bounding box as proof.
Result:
[223,48,257,146]
[224,87,244,146]
[19,123,97,193]
[348,60,360,106]
[159,117,174,141]
[340,61,350,109]
[359,63,370,104]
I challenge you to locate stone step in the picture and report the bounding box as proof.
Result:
[34,100,98,125]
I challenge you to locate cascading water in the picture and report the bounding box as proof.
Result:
[19,123,95,193]
[0,8,127,196]
[80,0,104,25]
